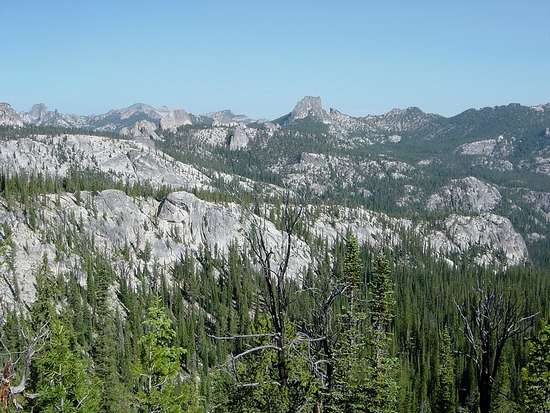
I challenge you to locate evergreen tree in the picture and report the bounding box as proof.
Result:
[522,322,550,412]
[370,255,395,333]
[30,255,57,332]
[329,233,371,411]
[33,319,101,412]
[343,232,361,307]
[434,330,456,413]
[366,254,399,413]
[135,297,198,413]
[92,260,126,412]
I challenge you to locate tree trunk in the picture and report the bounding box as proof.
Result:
[478,372,492,413]
[277,328,289,387]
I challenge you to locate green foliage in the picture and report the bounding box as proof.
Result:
[343,232,361,292]
[210,316,319,413]
[33,320,101,413]
[30,255,58,331]
[365,254,399,413]
[371,255,395,332]
[134,298,193,413]
[522,322,550,412]
[0,168,172,209]
[434,330,456,413]
[329,242,399,413]
[0,221,549,412]
[91,259,128,412]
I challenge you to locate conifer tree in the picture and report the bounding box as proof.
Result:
[329,233,371,411]
[366,254,399,413]
[30,255,57,332]
[92,259,125,412]
[33,320,101,412]
[434,329,456,413]
[135,297,199,413]
[522,322,550,412]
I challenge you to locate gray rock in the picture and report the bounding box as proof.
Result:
[427,177,501,213]
[159,108,193,130]
[0,189,311,304]
[208,110,252,127]
[0,103,24,127]
[0,186,528,306]
[21,104,92,129]
[289,96,330,123]
[120,120,160,140]
[0,134,211,190]
[458,139,497,156]
[228,126,253,150]
[425,213,528,266]
[523,190,550,221]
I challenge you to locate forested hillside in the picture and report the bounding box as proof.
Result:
[0,98,549,412]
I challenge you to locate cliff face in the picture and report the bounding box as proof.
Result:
[0,184,528,305]
[427,177,502,213]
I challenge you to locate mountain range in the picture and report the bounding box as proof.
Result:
[4,96,549,137]
[1,95,550,305]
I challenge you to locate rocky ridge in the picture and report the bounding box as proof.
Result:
[0,134,211,190]
[0,187,528,305]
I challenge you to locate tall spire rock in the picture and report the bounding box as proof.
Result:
[289,96,330,123]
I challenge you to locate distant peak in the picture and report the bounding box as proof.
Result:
[31,103,48,110]
[30,103,49,115]
[290,96,328,122]
[293,96,323,111]
[386,106,425,115]
[532,103,550,112]
[127,103,154,110]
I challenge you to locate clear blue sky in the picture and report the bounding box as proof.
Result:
[2,0,549,119]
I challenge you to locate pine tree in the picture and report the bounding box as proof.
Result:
[343,232,361,310]
[329,233,371,411]
[522,322,550,412]
[135,297,198,413]
[33,319,101,412]
[434,329,456,413]
[366,254,399,413]
[92,259,125,412]
[30,255,57,332]
[370,255,395,333]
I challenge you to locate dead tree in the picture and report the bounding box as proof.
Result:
[243,191,303,388]
[455,280,537,413]
[1,235,49,411]
[0,321,49,411]
[205,190,305,383]
[307,278,348,400]
[204,186,341,411]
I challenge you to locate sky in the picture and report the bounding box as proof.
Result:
[1,0,550,119]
